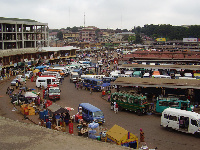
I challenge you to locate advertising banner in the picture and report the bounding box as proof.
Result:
[183,38,197,42]
[156,38,166,42]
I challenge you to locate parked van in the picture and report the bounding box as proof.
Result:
[143,73,150,78]
[132,71,142,78]
[46,69,65,77]
[81,75,105,80]
[75,103,105,124]
[42,71,61,79]
[125,71,133,77]
[161,108,200,137]
[156,97,193,113]
[175,74,181,79]
[36,77,59,88]
[70,72,80,83]
[194,73,200,80]
[152,75,171,79]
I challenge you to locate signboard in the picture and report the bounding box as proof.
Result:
[156,38,166,42]
[183,38,197,42]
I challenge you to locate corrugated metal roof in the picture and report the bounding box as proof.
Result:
[0,46,79,57]
[41,46,79,52]
[112,77,200,89]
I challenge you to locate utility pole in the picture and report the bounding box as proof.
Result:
[84,12,85,27]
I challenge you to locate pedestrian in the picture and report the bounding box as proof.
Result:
[107,94,111,102]
[102,89,106,97]
[114,102,118,114]
[76,82,79,90]
[55,114,61,126]
[6,87,10,94]
[60,78,63,85]
[43,89,45,99]
[140,128,145,143]
[79,82,83,90]
[111,101,114,110]
[90,87,93,94]
[15,81,19,89]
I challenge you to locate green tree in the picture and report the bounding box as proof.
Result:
[135,34,142,44]
[128,35,136,43]
[122,29,128,32]
[122,34,129,41]
[57,31,63,40]
[71,26,78,32]
[95,29,101,41]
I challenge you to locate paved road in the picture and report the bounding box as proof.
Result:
[55,76,200,150]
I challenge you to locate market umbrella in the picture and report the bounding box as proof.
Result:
[33,69,40,73]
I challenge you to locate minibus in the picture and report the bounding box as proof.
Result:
[80,75,105,80]
[161,108,200,137]
[36,76,59,88]
[75,103,105,124]
[42,71,61,79]
[152,75,171,79]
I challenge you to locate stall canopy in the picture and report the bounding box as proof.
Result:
[24,92,38,98]
[106,124,138,149]
[47,103,68,114]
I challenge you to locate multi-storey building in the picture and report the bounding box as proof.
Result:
[63,32,79,42]
[0,17,49,50]
[79,26,98,42]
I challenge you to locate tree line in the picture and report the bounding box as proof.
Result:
[132,24,200,40]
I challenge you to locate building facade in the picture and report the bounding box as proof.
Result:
[63,32,79,42]
[79,26,98,42]
[0,17,49,50]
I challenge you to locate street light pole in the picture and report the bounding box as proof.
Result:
[24,61,26,92]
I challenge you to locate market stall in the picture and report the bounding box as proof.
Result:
[46,103,70,127]
[106,124,138,149]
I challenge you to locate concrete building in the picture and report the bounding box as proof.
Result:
[63,32,79,42]
[80,26,98,42]
[0,17,49,50]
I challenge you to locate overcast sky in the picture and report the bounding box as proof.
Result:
[1,0,200,30]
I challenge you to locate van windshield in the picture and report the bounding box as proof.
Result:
[93,111,104,117]
[49,89,60,93]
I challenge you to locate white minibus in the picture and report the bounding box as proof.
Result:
[152,75,171,79]
[80,75,105,80]
[161,108,200,137]
[143,73,150,78]
[42,71,61,79]
[36,77,59,88]
[70,72,80,83]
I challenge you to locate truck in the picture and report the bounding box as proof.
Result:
[111,92,150,115]
[48,86,61,101]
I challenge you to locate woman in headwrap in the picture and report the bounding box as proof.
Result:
[140,128,145,142]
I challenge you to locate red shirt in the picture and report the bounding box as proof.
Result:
[115,104,118,108]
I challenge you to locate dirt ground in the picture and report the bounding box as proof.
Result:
[1,64,200,149]
[0,76,130,150]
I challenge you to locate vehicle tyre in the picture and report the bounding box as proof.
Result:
[118,105,123,111]
[194,132,200,138]
[166,126,172,132]
[137,109,142,116]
